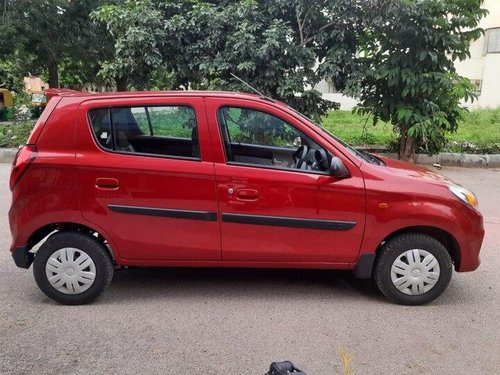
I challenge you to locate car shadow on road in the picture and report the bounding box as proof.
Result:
[102,267,384,304]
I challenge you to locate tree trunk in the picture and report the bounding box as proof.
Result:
[399,126,416,162]
[47,61,59,88]
[115,76,127,91]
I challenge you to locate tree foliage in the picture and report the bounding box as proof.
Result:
[91,0,165,90]
[348,0,487,159]
[92,0,368,119]
[1,0,488,158]
[0,0,114,89]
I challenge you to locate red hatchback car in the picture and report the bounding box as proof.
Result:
[9,90,484,305]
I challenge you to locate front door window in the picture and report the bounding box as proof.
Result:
[218,107,330,173]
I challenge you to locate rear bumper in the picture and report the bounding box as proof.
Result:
[11,246,33,269]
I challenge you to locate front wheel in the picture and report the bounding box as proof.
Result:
[374,233,453,305]
[33,231,114,305]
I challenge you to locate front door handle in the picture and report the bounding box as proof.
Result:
[95,177,119,190]
[236,188,259,200]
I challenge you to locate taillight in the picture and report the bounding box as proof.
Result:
[10,145,38,190]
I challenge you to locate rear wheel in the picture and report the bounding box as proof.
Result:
[374,233,453,305]
[33,231,113,305]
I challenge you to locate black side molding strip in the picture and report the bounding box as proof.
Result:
[222,213,356,231]
[108,204,217,221]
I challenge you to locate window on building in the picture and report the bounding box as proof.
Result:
[471,80,482,96]
[486,28,500,54]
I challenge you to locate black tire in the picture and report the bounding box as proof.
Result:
[374,233,453,305]
[33,231,113,305]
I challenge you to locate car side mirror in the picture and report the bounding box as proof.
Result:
[329,156,350,178]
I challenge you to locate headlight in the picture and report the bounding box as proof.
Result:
[449,185,478,208]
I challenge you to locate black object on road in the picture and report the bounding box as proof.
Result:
[266,361,306,375]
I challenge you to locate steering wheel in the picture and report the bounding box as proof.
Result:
[293,145,309,169]
[312,149,328,171]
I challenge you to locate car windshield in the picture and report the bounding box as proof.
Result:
[287,106,384,166]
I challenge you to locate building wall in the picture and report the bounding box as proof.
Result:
[315,0,500,110]
[314,80,359,110]
[454,0,500,109]
[321,93,359,110]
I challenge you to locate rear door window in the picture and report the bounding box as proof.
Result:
[88,105,200,159]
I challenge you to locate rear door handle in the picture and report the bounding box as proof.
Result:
[95,177,119,190]
[236,188,259,200]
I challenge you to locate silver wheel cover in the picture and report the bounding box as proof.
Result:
[45,248,96,295]
[390,249,440,296]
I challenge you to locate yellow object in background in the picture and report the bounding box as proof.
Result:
[0,88,14,108]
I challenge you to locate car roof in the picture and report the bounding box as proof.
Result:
[48,89,274,102]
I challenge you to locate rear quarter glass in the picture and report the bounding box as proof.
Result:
[26,96,62,144]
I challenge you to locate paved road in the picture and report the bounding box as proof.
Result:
[0,164,499,375]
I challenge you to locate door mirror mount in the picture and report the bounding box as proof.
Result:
[329,156,350,178]
[292,137,302,147]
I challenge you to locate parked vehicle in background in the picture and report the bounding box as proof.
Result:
[8,90,484,305]
[0,88,13,120]
[23,76,50,118]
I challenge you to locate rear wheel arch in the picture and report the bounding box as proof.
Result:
[33,231,114,304]
[27,222,116,263]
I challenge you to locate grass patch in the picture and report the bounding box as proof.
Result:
[321,108,500,153]
[446,108,500,153]
[0,121,35,148]
[321,111,396,147]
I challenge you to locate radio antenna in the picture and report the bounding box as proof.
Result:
[230,73,274,102]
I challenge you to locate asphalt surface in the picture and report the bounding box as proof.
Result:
[0,164,499,375]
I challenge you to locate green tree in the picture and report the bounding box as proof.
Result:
[92,0,166,90]
[1,0,114,89]
[93,0,365,118]
[349,0,487,160]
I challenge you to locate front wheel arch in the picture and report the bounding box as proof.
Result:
[373,232,453,305]
[354,226,460,279]
[376,226,461,271]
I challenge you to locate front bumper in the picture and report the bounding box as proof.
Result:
[11,246,34,269]
[452,206,484,272]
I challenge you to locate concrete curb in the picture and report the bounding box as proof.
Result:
[0,147,499,167]
[361,151,500,168]
[0,148,18,163]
